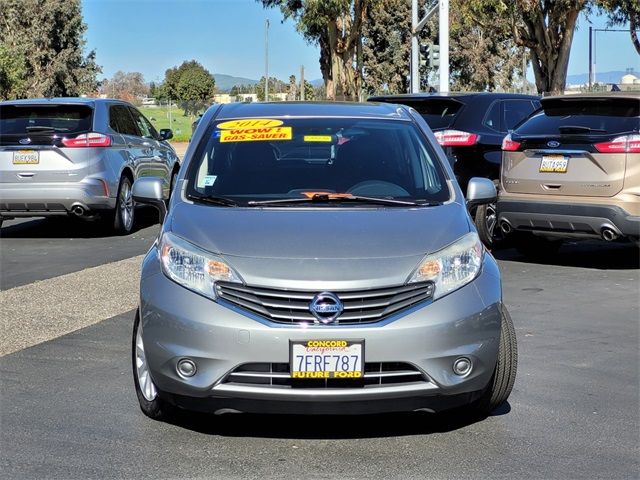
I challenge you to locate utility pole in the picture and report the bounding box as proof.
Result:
[588,26,593,90]
[411,0,419,93]
[300,65,305,101]
[438,0,449,93]
[265,19,270,102]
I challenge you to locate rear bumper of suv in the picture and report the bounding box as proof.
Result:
[0,179,115,217]
[497,200,640,240]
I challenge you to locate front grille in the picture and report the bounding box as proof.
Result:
[215,281,434,325]
[223,362,428,388]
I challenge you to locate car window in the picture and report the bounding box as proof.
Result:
[515,98,640,135]
[187,117,450,204]
[129,107,158,139]
[109,105,139,136]
[0,104,93,134]
[388,99,463,130]
[482,101,501,131]
[502,100,537,131]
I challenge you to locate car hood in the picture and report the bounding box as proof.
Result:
[168,201,470,289]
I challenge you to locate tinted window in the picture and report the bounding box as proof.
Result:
[515,98,640,135]
[109,105,139,136]
[391,99,463,130]
[503,100,536,131]
[483,101,501,131]
[187,118,449,204]
[129,107,158,139]
[0,104,92,134]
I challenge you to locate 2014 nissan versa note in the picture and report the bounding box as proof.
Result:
[132,102,517,420]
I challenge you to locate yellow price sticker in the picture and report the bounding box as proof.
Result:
[220,126,292,143]
[217,118,283,130]
[304,135,332,142]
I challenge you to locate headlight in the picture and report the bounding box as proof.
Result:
[159,232,242,299]
[408,232,483,299]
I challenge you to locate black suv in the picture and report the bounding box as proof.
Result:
[369,92,540,246]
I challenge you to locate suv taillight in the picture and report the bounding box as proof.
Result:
[594,134,640,153]
[501,134,521,151]
[434,130,478,147]
[62,132,111,148]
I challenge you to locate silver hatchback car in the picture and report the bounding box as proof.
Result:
[132,102,517,420]
[0,98,180,233]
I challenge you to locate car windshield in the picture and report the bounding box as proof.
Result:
[186,117,450,205]
[0,104,93,135]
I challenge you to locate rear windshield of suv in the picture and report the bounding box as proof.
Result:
[0,104,93,135]
[389,99,463,130]
[514,98,639,135]
[187,117,450,205]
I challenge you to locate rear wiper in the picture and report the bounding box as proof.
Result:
[25,126,64,132]
[188,193,238,207]
[248,193,420,207]
[559,125,606,134]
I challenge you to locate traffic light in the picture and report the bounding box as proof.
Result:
[430,44,440,68]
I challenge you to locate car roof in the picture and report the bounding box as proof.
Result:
[368,92,540,102]
[0,97,127,106]
[541,92,640,103]
[216,101,413,120]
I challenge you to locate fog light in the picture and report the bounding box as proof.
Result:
[453,357,472,376]
[177,358,197,377]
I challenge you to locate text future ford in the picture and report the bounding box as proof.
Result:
[131,102,517,420]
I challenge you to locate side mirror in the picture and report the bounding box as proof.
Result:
[159,128,173,140]
[466,177,497,208]
[132,177,167,221]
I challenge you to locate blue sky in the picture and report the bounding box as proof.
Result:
[83,0,639,84]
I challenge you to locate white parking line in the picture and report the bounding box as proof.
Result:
[0,255,144,356]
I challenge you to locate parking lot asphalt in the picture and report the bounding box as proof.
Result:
[1,218,638,479]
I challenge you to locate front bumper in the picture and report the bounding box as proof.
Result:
[0,179,115,217]
[497,199,640,239]
[139,250,503,415]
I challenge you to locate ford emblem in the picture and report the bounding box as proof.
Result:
[309,292,344,324]
[547,140,560,148]
[19,138,32,145]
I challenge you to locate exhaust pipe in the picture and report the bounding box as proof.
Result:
[499,221,512,235]
[71,205,86,217]
[601,228,619,242]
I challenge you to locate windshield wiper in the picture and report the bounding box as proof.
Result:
[559,125,606,134]
[188,193,238,207]
[247,193,421,207]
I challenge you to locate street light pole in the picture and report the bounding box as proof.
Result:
[411,0,419,93]
[265,19,270,102]
[438,0,449,93]
[588,26,593,90]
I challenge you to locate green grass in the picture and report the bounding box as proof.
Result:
[139,106,194,142]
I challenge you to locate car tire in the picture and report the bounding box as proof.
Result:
[513,232,562,259]
[112,175,135,235]
[475,307,518,415]
[132,311,173,421]
[474,202,504,249]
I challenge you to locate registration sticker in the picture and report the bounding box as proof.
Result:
[290,340,364,379]
[220,126,292,143]
[304,135,332,142]
[203,175,217,186]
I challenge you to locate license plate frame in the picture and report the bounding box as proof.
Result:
[13,150,39,165]
[540,155,568,173]
[290,339,364,379]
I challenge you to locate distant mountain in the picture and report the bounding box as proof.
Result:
[310,78,324,87]
[214,74,258,92]
[566,70,629,86]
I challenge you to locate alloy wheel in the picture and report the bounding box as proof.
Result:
[135,323,157,401]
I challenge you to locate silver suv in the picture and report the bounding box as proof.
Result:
[0,98,180,233]
[131,102,517,420]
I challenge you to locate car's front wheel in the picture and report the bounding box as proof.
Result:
[132,311,172,420]
[474,307,518,415]
[474,202,504,249]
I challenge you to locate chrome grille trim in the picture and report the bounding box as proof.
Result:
[223,362,429,388]
[215,281,434,325]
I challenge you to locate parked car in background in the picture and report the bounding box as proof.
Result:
[368,92,541,247]
[0,98,180,233]
[497,93,640,257]
[130,101,517,421]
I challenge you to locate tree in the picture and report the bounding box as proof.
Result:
[259,0,378,100]
[256,76,287,101]
[599,0,640,55]
[0,0,100,98]
[159,60,215,115]
[102,71,149,104]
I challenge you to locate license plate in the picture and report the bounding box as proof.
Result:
[13,150,39,165]
[540,155,568,173]
[290,340,364,379]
